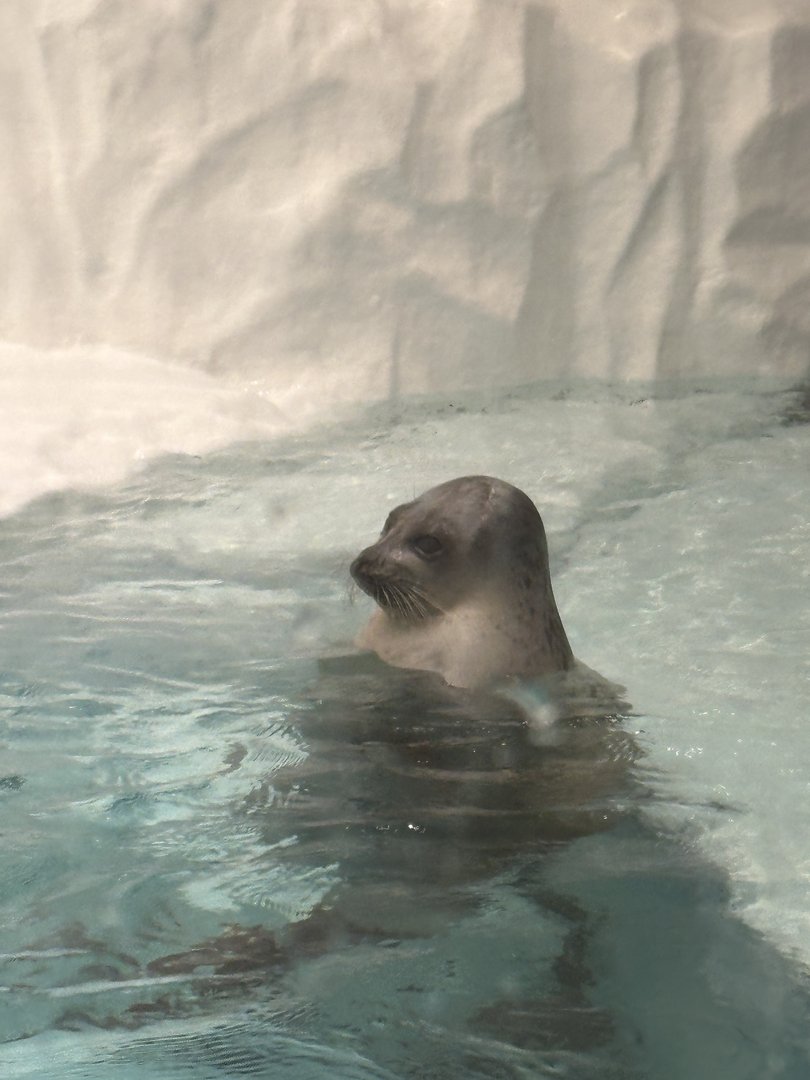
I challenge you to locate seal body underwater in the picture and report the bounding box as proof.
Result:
[122,477,635,1047]
[350,475,576,691]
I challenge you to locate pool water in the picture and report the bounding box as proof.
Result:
[0,382,808,1078]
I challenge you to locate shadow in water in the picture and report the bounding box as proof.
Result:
[12,658,810,1080]
[132,656,643,1073]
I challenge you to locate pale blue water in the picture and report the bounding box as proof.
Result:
[1,384,808,1079]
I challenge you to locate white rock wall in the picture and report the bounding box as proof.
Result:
[3,0,810,406]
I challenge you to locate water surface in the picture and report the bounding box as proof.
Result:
[1,383,808,1078]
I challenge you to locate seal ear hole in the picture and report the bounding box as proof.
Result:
[411,534,443,559]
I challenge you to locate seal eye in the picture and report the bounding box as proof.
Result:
[411,534,443,559]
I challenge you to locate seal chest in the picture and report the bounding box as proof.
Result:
[350,476,574,690]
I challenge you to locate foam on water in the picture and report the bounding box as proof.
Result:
[0,371,808,1076]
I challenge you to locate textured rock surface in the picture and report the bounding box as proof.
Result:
[3,0,810,406]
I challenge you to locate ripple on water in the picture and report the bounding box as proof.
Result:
[1,389,809,1077]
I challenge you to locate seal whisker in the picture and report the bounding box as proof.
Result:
[398,582,430,622]
[406,591,427,620]
[408,583,440,618]
[390,586,406,618]
[386,582,407,620]
[398,586,416,621]
[388,585,403,618]
[400,587,418,621]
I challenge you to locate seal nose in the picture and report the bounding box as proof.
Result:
[350,549,377,593]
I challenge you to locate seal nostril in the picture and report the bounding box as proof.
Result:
[350,556,376,594]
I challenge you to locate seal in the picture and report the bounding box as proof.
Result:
[350,475,575,690]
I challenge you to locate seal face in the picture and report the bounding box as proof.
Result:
[350,476,574,689]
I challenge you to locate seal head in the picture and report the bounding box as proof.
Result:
[350,476,574,689]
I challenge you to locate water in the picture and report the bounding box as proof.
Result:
[0,382,808,1078]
